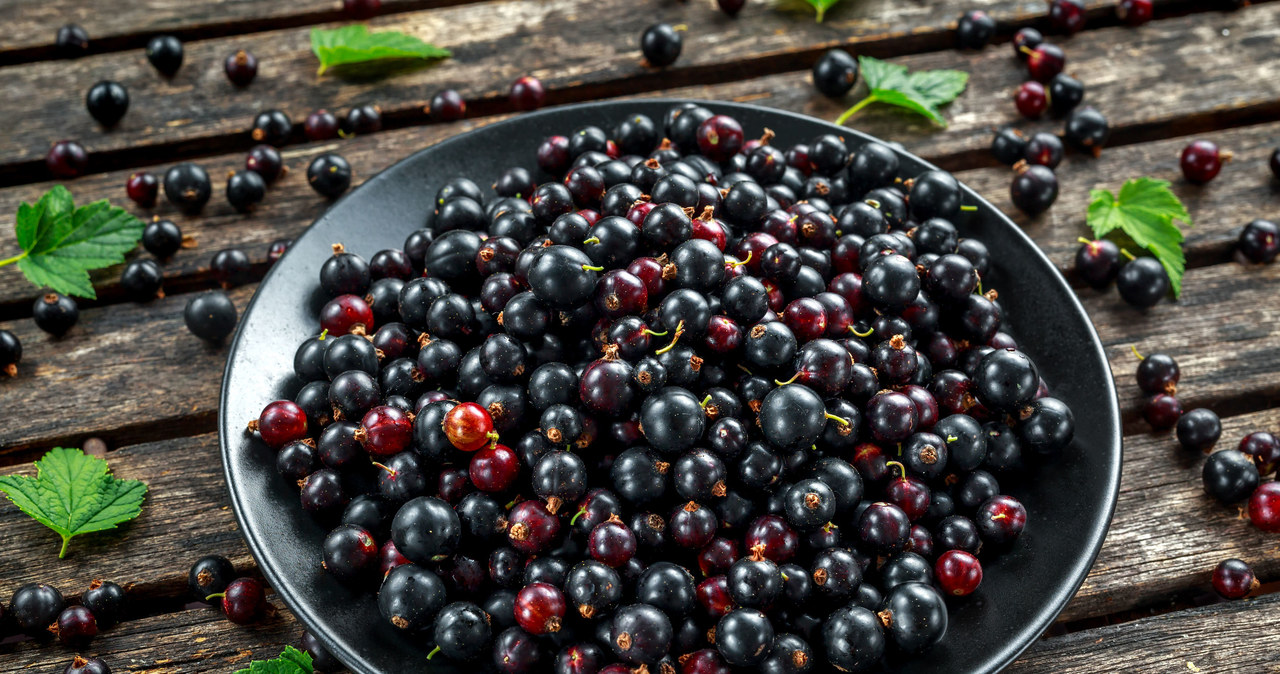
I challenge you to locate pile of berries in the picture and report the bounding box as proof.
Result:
[246,104,1076,672]
[6,579,127,663]
[1072,238,1171,309]
[187,554,272,624]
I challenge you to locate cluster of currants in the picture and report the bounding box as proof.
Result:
[245,103,1077,673]
[5,579,127,673]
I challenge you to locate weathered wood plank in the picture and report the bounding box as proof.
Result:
[0,434,256,606]
[1060,406,1280,622]
[0,0,1250,181]
[1012,592,1280,673]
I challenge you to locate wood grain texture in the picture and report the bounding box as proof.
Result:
[0,433,256,606]
[1011,592,1280,673]
[0,0,1246,181]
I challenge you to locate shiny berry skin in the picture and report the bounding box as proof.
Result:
[251,109,292,146]
[1180,140,1229,183]
[974,348,1038,411]
[322,524,378,581]
[1024,44,1065,83]
[1117,0,1154,24]
[1248,482,1280,532]
[990,128,1028,166]
[185,290,237,341]
[538,135,571,174]
[1014,81,1047,119]
[254,400,308,449]
[975,495,1026,545]
[46,140,89,178]
[189,555,236,600]
[308,153,353,198]
[143,218,183,259]
[12,583,66,636]
[470,443,521,492]
[1136,352,1180,394]
[86,80,129,127]
[1074,238,1121,288]
[226,170,266,213]
[305,109,340,140]
[246,144,285,184]
[641,23,683,68]
[64,656,110,674]
[344,104,383,135]
[1048,73,1085,116]
[0,329,21,377]
[1049,0,1087,34]
[1024,131,1064,168]
[1212,558,1258,599]
[1175,408,1220,452]
[33,292,79,336]
[214,577,266,624]
[610,603,673,664]
[1012,27,1043,60]
[1142,393,1182,430]
[224,49,258,86]
[79,580,125,629]
[717,608,774,667]
[1010,163,1058,215]
[120,259,164,301]
[357,405,413,456]
[1064,106,1110,155]
[164,162,212,214]
[866,390,918,443]
[697,115,745,162]
[956,10,996,49]
[343,0,382,18]
[514,582,566,635]
[508,499,560,554]
[745,515,799,563]
[320,294,374,334]
[589,514,637,567]
[509,76,546,111]
[302,631,344,672]
[1238,219,1279,263]
[1240,431,1280,474]
[935,550,982,596]
[1203,449,1260,503]
[126,171,159,207]
[210,248,251,288]
[444,402,497,451]
[56,24,90,57]
[858,502,911,554]
[1116,256,1169,308]
[812,49,859,98]
[146,35,184,75]
[430,89,467,121]
[670,501,718,549]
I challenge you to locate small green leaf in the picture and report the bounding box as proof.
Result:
[835,57,968,128]
[0,447,147,558]
[866,89,946,126]
[801,0,843,21]
[14,186,73,253]
[234,646,314,674]
[904,69,970,108]
[1087,178,1193,297]
[311,25,451,75]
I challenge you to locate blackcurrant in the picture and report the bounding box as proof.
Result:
[184,291,237,342]
[33,292,79,336]
[120,259,164,301]
[10,583,66,636]
[1115,256,1169,308]
[225,49,258,86]
[164,162,212,214]
[641,23,684,68]
[145,35,184,76]
[812,49,859,98]
[956,10,996,49]
[226,170,267,213]
[46,140,89,178]
[1238,219,1279,264]
[1010,163,1058,215]
[308,153,353,198]
[85,80,129,127]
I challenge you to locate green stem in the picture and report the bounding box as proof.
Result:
[59,535,70,559]
[427,645,442,660]
[0,251,28,268]
[835,95,878,126]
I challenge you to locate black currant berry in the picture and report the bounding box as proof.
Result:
[164,162,212,214]
[641,23,684,67]
[1115,256,1169,308]
[120,259,164,301]
[184,291,237,342]
[226,170,267,213]
[146,35,184,76]
[309,154,353,198]
[812,49,859,98]
[85,81,129,127]
[33,292,79,336]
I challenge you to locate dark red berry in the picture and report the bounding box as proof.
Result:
[1014,81,1048,119]
[589,514,637,567]
[1143,393,1182,429]
[358,405,414,456]
[254,400,308,449]
[320,294,375,335]
[46,140,89,178]
[935,549,982,596]
[696,115,744,162]
[508,500,560,554]
[514,582,566,634]
[54,606,98,647]
[470,443,521,492]
[1049,0,1087,34]
[1117,0,1154,25]
[1212,558,1258,599]
[1248,482,1280,532]
[1180,140,1230,184]
[1239,431,1280,474]
[246,144,286,184]
[126,172,159,207]
[224,49,258,86]
[430,89,467,121]
[509,76,546,111]
[214,577,266,624]
[444,402,496,451]
[305,109,340,141]
[1024,44,1065,83]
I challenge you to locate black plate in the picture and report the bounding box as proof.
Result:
[220,99,1122,674]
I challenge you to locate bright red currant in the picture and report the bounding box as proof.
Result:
[1180,140,1230,184]
[253,400,308,449]
[935,550,983,596]
[357,405,414,456]
[443,402,496,451]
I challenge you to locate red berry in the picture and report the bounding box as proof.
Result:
[320,294,375,335]
[514,582,566,635]
[1248,482,1280,532]
[696,115,745,162]
[55,606,98,647]
[1143,393,1182,430]
[935,550,983,596]
[744,514,798,563]
[1212,558,1258,599]
[508,500,560,554]
[379,540,409,577]
[696,576,734,617]
[218,577,266,623]
[224,49,258,87]
[1049,0,1087,34]
[46,140,89,178]
[1180,140,1230,184]
[430,89,467,121]
[509,76,546,111]
[126,172,159,207]
[1014,81,1048,119]
[443,402,496,451]
[782,297,827,342]
[1025,44,1066,83]
[255,400,308,449]
[537,135,571,174]
[470,443,521,492]
[1116,0,1154,25]
[357,405,413,456]
[1240,431,1280,474]
[304,110,340,141]
[588,514,637,567]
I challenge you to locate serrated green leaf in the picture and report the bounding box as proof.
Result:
[867,89,946,125]
[904,69,970,108]
[14,186,73,253]
[0,447,147,558]
[801,0,843,21]
[836,57,968,128]
[1087,178,1192,297]
[311,25,451,76]
[234,646,314,674]
[5,192,146,299]
[859,56,909,90]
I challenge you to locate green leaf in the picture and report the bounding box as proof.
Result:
[311,25,451,76]
[14,186,73,252]
[5,192,146,299]
[801,0,843,21]
[1087,177,1193,297]
[234,646,314,674]
[0,447,147,558]
[835,57,968,128]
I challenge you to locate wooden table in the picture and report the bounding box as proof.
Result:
[0,0,1277,671]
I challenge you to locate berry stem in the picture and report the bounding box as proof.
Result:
[654,320,685,355]
[960,205,978,212]
[725,251,752,267]
[0,251,27,268]
[1076,237,1094,246]
[582,236,601,245]
[427,645,441,660]
[569,507,588,526]
[1130,345,1145,360]
[885,460,906,478]
[834,96,877,126]
[824,412,851,426]
[582,264,605,272]
[1120,248,1136,261]
[774,372,801,386]
[848,325,874,338]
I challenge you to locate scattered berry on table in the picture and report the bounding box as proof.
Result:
[1024,132,1064,168]
[120,259,164,302]
[343,0,382,18]
[1134,350,1179,394]
[812,49,860,100]
[54,605,98,646]
[0,329,21,377]
[1048,0,1087,34]
[1063,106,1110,156]
[189,555,237,600]
[55,24,90,57]
[63,656,111,674]
[717,0,746,16]
[145,35,184,76]
[126,171,159,207]
[956,10,996,50]
[509,76,546,111]
[305,109,341,141]
[252,109,293,146]
[990,128,1027,165]
[142,218,184,259]
[1239,431,1280,475]
[1013,81,1048,119]
[164,162,213,214]
[1024,43,1065,83]
[343,104,383,136]
[211,248,253,287]
[308,153,353,198]
[1012,27,1043,60]
[224,49,259,86]
[46,140,89,178]
[183,291,238,342]
[1048,73,1084,115]
[1211,558,1258,599]
[81,580,127,629]
[641,23,684,68]
[226,170,267,213]
[266,239,291,265]
[33,292,79,336]
[1175,408,1220,453]
[1010,162,1058,215]
[1180,140,1230,184]
[85,80,129,127]
[1116,256,1168,308]
[1248,482,1280,532]
[1143,393,1182,429]
[10,583,65,636]
[246,144,286,184]
[430,89,467,121]
[1236,219,1278,264]
[1117,0,1154,26]
[1202,449,1260,504]
[208,577,267,624]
